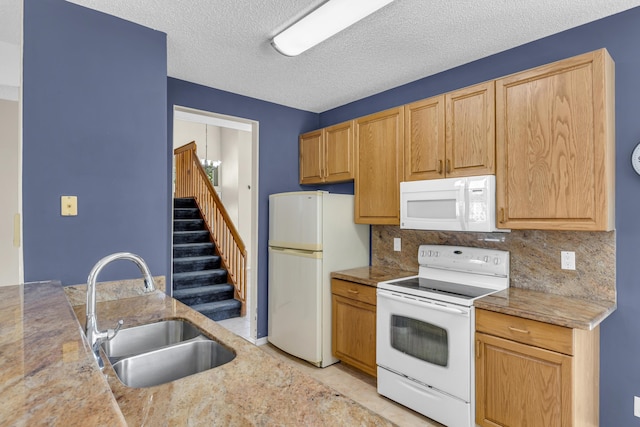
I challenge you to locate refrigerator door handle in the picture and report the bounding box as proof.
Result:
[269,246,323,259]
[271,247,315,255]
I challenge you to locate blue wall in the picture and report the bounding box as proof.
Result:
[321,8,640,426]
[23,0,169,286]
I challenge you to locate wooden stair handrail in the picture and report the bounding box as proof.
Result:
[174,141,197,155]
[174,141,247,315]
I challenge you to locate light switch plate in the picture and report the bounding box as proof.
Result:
[393,238,401,252]
[634,396,640,418]
[61,196,78,216]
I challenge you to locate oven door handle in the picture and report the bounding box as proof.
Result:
[378,290,469,315]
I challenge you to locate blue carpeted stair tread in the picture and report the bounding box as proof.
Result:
[173,230,210,244]
[173,230,209,236]
[173,283,234,298]
[191,299,242,322]
[174,207,201,219]
[173,255,221,273]
[173,269,227,280]
[174,255,219,263]
[173,270,228,289]
[174,198,198,208]
[174,242,214,249]
[173,283,235,306]
[173,219,206,231]
[173,242,215,257]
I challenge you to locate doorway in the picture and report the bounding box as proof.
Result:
[172,105,259,343]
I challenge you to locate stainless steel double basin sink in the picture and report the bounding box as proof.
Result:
[101,320,235,388]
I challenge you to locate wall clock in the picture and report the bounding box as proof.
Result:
[632,142,640,175]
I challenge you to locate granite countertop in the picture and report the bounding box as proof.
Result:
[2,280,394,426]
[0,281,127,426]
[474,287,616,330]
[332,266,615,331]
[331,266,417,287]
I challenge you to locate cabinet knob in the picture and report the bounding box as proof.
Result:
[499,208,505,224]
[508,326,530,334]
[437,160,443,174]
[446,159,451,174]
[347,289,359,294]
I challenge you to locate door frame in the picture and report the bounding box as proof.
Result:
[171,105,259,342]
[0,30,23,286]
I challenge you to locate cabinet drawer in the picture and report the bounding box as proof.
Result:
[331,279,377,306]
[475,309,573,355]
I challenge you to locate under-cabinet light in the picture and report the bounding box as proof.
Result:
[271,0,394,57]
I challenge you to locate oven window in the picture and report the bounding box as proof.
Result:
[390,315,448,367]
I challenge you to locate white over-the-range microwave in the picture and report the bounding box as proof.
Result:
[400,174,508,232]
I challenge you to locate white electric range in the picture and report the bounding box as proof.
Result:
[376,244,510,427]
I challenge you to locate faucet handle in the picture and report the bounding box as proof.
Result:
[107,319,124,340]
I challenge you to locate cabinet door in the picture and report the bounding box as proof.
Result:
[445,81,495,177]
[332,293,377,377]
[495,49,615,230]
[324,121,354,183]
[299,129,324,184]
[404,95,446,181]
[354,107,404,224]
[476,332,572,427]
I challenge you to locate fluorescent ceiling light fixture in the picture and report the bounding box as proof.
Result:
[271,0,394,56]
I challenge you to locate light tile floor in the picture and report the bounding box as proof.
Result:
[216,291,253,341]
[259,343,444,427]
[217,315,445,426]
[216,313,251,340]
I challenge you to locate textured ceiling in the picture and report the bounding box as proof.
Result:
[5,0,640,112]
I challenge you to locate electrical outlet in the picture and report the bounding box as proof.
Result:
[634,396,640,418]
[393,238,401,252]
[561,251,576,270]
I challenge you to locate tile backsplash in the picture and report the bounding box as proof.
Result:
[372,226,616,303]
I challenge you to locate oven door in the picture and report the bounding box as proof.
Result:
[376,289,472,401]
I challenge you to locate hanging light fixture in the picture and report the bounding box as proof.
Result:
[271,0,394,57]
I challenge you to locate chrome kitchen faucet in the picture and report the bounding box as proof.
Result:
[85,252,155,369]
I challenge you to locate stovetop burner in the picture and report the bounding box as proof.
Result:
[387,276,497,301]
[377,245,510,306]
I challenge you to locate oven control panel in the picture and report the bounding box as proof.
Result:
[417,244,509,277]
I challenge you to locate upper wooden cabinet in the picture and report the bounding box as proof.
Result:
[404,95,445,180]
[299,120,354,184]
[299,129,323,184]
[495,49,615,231]
[404,81,495,181]
[354,107,404,224]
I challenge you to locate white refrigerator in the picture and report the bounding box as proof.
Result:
[268,191,370,367]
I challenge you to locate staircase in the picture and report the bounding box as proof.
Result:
[172,198,241,321]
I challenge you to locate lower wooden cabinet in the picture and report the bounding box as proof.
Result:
[331,279,377,377]
[475,309,599,427]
